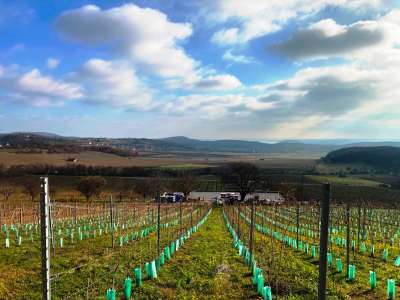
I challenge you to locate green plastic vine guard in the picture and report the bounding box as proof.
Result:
[150,260,157,279]
[395,256,400,267]
[253,268,261,285]
[383,249,389,262]
[252,261,257,276]
[145,262,151,278]
[263,286,272,300]
[327,253,333,267]
[5,238,9,248]
[311,246,317,258]
[171,242,175,256]
[134,267,142,287]
[257,274,264,295]
[155,258,160,271]
[336,258,343,273]
[387,279,396,299]
[124,277,132,300]
[348,265,355,281]
[106,288,116,300]
[160,252,165,266]
[369,271,377,289]
[360,242,366,253]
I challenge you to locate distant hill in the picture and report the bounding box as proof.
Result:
[323,146,400,171]
[3,132,400,157]
[159,136,335,154]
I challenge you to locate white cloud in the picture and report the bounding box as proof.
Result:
[209,0,384,45]
[71,58,154,109]
[0,66,82,106]
[55,4,197,78]
[191,74,241,90]
[222,49,254,64]
[271,10,400,60]
[46,58,60,69]
[164,93,275,118]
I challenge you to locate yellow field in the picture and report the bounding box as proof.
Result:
[0,149,317,169]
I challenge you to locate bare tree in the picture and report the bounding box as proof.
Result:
[0,184,14,202]
[172,170,199,201]
[224,162,259,201]
[22,177,40,201]
[76,176,107,201]
[134,179,153,201]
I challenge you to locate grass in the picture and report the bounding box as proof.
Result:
[0,204,202,299]
[139,208,257,299]
[227,204,399,299]
[306,175,382,187]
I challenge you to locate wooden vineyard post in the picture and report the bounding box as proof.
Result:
[179,198,183,236]
[346,202,350,277]
[318,183,331,300]
[296,200,300,249]
[109,195,114,249]
[357,204,361,251]
[249,197,255,263]
[40,177,51,300]
[237,202,241,240]
[157,192,161,257]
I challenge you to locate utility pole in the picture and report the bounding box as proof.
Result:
[40,177,51,300]
[318,183,330,300]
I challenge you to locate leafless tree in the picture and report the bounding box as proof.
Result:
[134,179,153,201]
[76,176,107,201]
[22,177,40,201]
[0,183,14,202]
[225,162,260,201]
[171,170,199,201]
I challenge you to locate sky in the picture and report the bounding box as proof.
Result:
[1,0,400,140]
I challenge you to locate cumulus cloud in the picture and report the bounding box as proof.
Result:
[46,58,60,69]
[222,49,254,64]
[70,58,153,109]
[0,66,82,105]
[55,4,196,78]
[191,74,241,90]
[209,0,383,45]
[271,19,387,59]
[163,93,276,118]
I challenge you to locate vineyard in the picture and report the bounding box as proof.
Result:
[0,179,399,299]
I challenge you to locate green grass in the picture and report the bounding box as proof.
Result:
[159,163,213,170]
[139,208,258,299]
[306,175,382,187]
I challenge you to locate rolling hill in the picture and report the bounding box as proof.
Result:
[323,146,400,171]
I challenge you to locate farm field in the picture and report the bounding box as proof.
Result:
[0,149,317,169]
[307,175,383,187]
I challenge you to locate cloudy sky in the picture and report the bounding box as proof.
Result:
[1,0,400,140]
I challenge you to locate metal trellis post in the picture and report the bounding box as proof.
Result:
[318,183,331,300]
[40,177,51,300]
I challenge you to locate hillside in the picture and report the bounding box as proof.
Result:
[159,136,335,154]
[323,146,400,171]
[3,132,400,157]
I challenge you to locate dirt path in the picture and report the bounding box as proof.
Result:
[139,208,257,299]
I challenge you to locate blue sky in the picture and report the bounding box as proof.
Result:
[1,0,400,140]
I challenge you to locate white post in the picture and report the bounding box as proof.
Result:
[40,177,51,300]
